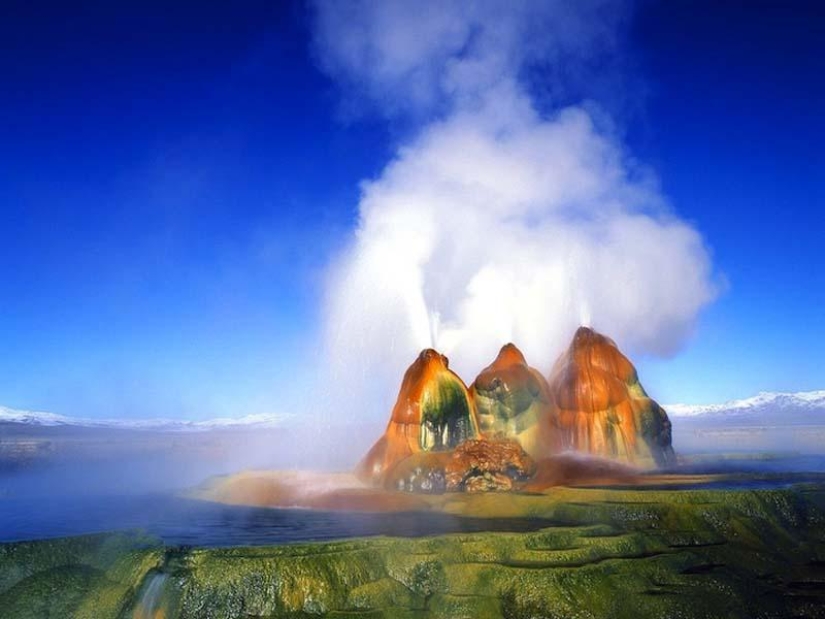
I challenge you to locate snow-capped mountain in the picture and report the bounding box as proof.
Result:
[4,390,823,432]
[666,390,825,426]
[0,405,291,431]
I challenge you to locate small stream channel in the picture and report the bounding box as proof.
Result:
[133,571,171,619]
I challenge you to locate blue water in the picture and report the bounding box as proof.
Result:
[0,493,557,547]
[2,450,823,547]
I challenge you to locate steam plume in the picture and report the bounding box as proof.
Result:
[312,1,717,422]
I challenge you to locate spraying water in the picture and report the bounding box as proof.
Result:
[313,1,718,424]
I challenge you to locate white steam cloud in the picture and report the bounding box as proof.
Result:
[313,1,717,421]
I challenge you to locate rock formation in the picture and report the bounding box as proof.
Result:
[547,326,675,468]
[388,438,535,493]
[469,343,561,458]
[357,327,676,491]
[445,438,535,492]
[356,349,479,486]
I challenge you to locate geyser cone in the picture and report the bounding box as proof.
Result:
[548,327,675,469]
[470,343,561,459]
[356,349,479,485]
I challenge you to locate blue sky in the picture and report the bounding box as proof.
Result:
[0,0,823,419]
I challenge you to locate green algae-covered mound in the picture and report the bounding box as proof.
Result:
[171,486,825,618]
[0,532,163,619]
[3,485,825,618]
[470,343,560,460]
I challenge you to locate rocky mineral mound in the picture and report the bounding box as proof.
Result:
[470,343,561,458]
[356,349,479,486]
[445,438,536,492]
[358,328,676,490]
[387,438,535,493]
[547,326,675,468]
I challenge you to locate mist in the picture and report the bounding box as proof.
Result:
[0,424,360,500]
[313,0,718,424]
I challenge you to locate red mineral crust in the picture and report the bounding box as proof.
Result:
[444,438,535,492]
[384,437,535,493]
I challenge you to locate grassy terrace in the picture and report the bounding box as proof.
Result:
[1,485,824,618]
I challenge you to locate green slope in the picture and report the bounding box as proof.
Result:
[2,485,824,618]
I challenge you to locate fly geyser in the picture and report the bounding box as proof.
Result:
[357,327,676,491]
[470,343,561,459]
[548,327,676,469]
[355,349,480,486]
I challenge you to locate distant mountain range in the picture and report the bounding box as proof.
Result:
[3,390,824,431]
[666,390,825,426]
[0,405,291,431]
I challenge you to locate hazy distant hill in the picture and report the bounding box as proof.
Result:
[665,391,825,456]
[4,390,824,431]
[0,405,369,488]
[666,391,825,426]
[0,405,291,432]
